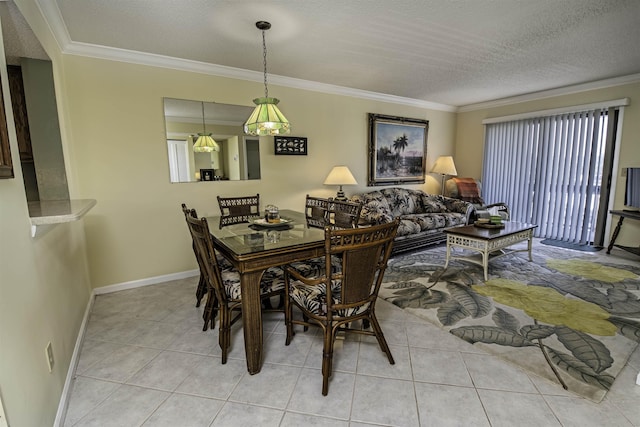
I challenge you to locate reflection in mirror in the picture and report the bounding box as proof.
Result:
[163,98,260,183]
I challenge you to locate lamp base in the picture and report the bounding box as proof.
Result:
[335,186,347,201]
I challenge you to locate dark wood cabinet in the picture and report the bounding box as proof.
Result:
[0,74,13,179]
[7,65,32,162]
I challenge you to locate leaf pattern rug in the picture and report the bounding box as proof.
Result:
[379,244,640,402]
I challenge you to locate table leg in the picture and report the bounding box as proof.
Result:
[527,233,533,261]
[482,251,489,281]
[444,240,451,269]
[240,270,265,375]
[607,217,625,254]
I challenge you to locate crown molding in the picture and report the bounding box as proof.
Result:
[62,41,458,112]
[458,73,640,113]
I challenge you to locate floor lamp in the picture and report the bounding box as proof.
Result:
[430,156,458,195]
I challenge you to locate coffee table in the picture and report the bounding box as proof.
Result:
[444,222,538,280]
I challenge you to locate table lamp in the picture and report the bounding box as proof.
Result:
[324,166,357,201]
[430,156,457,195]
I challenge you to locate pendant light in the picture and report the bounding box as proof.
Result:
[193,101,219,152]
[244,21,291,136]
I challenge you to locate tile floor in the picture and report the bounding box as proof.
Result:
[63,249,640,427]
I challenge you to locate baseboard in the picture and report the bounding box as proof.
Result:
[94,269,199,295]
[54,291,95,427]
[54,268,199,425]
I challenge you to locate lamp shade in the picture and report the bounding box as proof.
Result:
[324,166,358,186]
[243,97,290,136]
[430,156,458,176]
[193,134,219,152]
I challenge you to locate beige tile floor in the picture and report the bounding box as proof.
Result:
[63,248,640,427]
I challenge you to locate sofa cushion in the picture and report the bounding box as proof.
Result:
[398,213,467,235]
[350,191,394,224]
[421,194,448,213]
[379,188,423,216]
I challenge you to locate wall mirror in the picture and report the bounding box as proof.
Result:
[163,98,260,183]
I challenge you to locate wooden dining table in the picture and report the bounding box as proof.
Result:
[205,209,325,374]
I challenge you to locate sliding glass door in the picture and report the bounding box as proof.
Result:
[482,107,620,246]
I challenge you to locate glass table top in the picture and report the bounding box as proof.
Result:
[205,209,325,256]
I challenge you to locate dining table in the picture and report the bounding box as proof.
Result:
[205,209,325,374]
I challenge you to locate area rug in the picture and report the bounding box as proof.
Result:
[541,238,603,252]
[379,244,640,402]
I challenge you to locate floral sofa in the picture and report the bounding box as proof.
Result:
[350,188,473,254]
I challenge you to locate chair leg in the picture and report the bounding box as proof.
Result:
[368,314,395,365]
[284,291,294,345]
[321,324,335,396]
[262,297,274,310]
[195,273,207,307]
[303,314,309,332]
[219,307,230,364]
[202,291,218,332]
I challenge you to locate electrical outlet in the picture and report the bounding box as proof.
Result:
[45,342,54,372]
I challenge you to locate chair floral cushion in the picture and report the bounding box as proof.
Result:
[288,255,342,279]
[215,252,233,270]
[288,279,370,317]
[221,267,284,300]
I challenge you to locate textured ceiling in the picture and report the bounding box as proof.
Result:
[19,1,640,107]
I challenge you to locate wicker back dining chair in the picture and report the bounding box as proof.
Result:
[217,194,261,227]
[283,218,400,395]
[185,211,285,362]
[181,203,210,308]
[327,198,363,229]
[305,194,330,228]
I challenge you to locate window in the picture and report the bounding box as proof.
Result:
[482,103,624,246]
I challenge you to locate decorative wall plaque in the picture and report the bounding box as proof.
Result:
[274,136,307,155]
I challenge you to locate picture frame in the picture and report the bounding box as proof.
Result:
[274,136,307,155]
[368,113,428,186]
[199,168,215,181]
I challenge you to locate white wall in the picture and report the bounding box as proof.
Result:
[59,55,456,288]
[0,3,93,425]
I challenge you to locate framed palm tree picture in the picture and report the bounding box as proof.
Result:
[367,113,428,186]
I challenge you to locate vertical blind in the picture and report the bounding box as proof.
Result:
[483,109,612,245]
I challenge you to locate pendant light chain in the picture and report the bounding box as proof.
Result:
[201,102,206,134]
[262,29,269,99]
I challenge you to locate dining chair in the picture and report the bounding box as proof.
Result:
[305,194,329,228]
[185,211,285,361]
[181,204,209,308]
[181,204,234,312]
[292,195,349,279]
[217,194,261,227]
[283,219,400,395]
[327,198,363,229]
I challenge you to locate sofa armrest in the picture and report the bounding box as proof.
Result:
[441,196,472,213]
[440,196,474,223]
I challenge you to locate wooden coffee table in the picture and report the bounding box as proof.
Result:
[444,222,538,280]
